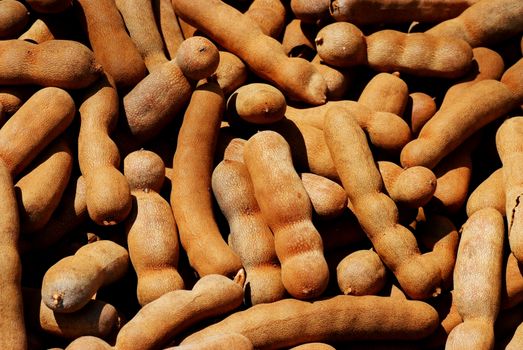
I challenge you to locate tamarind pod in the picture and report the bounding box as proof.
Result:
[290,0,330,23]
[213,51,248,96]
[65,336,112,350]
[164,333,253,350]
[358,72,408,117]
[76,0,147,92]
[401,79,517,170]
[0,87,75,176]
[181,295,440,349]
[324,106,442,299]
[0,86,35,116]
[154,0,185,59]
[172,0,327,105]
[16,138,73,234]
[502,253,523,310]
[114,272,245,350]
[0,159,27,349]
[311,56,352,101]
[289,344,335,350]
[301,172,347,219]
[330,0,478,25]
[245,0,286,38]
[426,0,523,48]
[466,168,505,217]
[336,249,387,296]
[18,18,55,43]
[406,92,436,135]
[227,83,286,125]
[501,58,523,105]
[116,0,169,71]
[0,0,30,39]
[171,82,242,277]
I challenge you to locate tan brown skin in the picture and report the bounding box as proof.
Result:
[502,253,523,310]
[246,0,286,38]
[0,159,27,349]
[115,271,245,350]
[65,336,112,350]
[506,322,523,350]
[154,0,185,59]
[289,344,336,350]
[173,0,327,105]
[501,58,523,105]
[324,106,443,299]
[212,51,248,96]
[222,137,247,163]
[0,86,34,117]
[466,168,505,217]
[181,295,439,348]
[170,81,242,277]
[23,288,119,340]
[18,18,55,43]
[290,0,330,23]
[0,0,29,39]
[79,72,131,226]
[15,138,72,234]
[0,87,75,177]
[75,0,147,92]
[118,36,219,150]
[446,208,504,350]
[400,79,517,169]
[378,161,437,209]
[314,22,367,68]
[497,117,523,263]
[0,40,102,89]
[227,83,286,125]
[406,92,436,135]
[300,172,347,219]
[175,36,220,80]
[330,0,477,24]
[358,72,408,117]
[26,0,71,13]
[41,240,129,313]
[244,131,329,300]
[20,175,87,252]
[426,0,523,48]
[336,249,387,296]
[124,150,184,306]
[311,55,352,101]
[165,333,253,350]
[212,159,285,305]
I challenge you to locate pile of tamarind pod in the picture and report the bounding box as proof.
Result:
[1,0,523,348]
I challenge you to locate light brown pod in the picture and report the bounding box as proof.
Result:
[497,117,523,263]
[0,86,34,120]
[426,0,523,48]
[65,336,112,350]
[466,168,505,217]
[114,272,245,350]
[502,253,523,310]
[0,159,27,349]
[153,0,184,59]
[0,40,102,89]
[290,0,330,23]
[16,138,72,234]
[501,58,523,105]
[324,106,443,299]
[79,72,131,226]
[75,0,147,92]
[41,240,129,313]
[124,150,184,306]
[244,131,329,299]
[0,87,75,176]
[446,208,504,350]
[23,288,119,340]
[311,55,352,101]
[165,333,253,350]
[0,0,29,39]
[314,22,367,68]
[171,81,242,277]
[300,172,347,219]
[358,72,408,117]
[245,0,286,38]
[26,0,72,13]
[115,0,168,71]
[401,79,517,169]
[290,344,335,350]
[181,295,440,348]
[172,0,327,105]
[227,83,286,125]
[506,322,523,350]
[336,249,387,296]
[213,51,248,96]
[212,159,285,305]
[406,92,436,135]
[18,18,55,43]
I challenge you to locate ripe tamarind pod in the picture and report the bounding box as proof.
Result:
[400,79,517,169]
[290,344,335,350]
[245,0,286,38]
[124,150,184,306]
[311,55,352,101]
[0,0,29,39]
[0,87,74,176]
[65,336,112,350]
[466,168,505,217]
[227,83,287,125]
[324,106,443,299]
[0,86,34,117]
[18,18,55,43]
[0,159,27,349]
[172,0,327,105]
[181,295,440,348]
[212,159,285,305]
[446,208,504,350]
[171,82,242,277]
[114,272,245,350]
[0,40,102,89]
[301,172,347,219]
[244,131,329,299]
[212,51,248,96]
[406,92,436,135]
[290,0,330,23]
[116,0,169,71]
[164,333,253,350]
[336,249,387,296]
[75,0,147,92]
[502,253,523,310]
[358,72,408,117]
[501,58,523,105]
[16,138,72,234]
[153,0,185,59]
[330,0,477,25]
[497,117,523,263]
[426,0,523,48]
[41,240,129,313]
